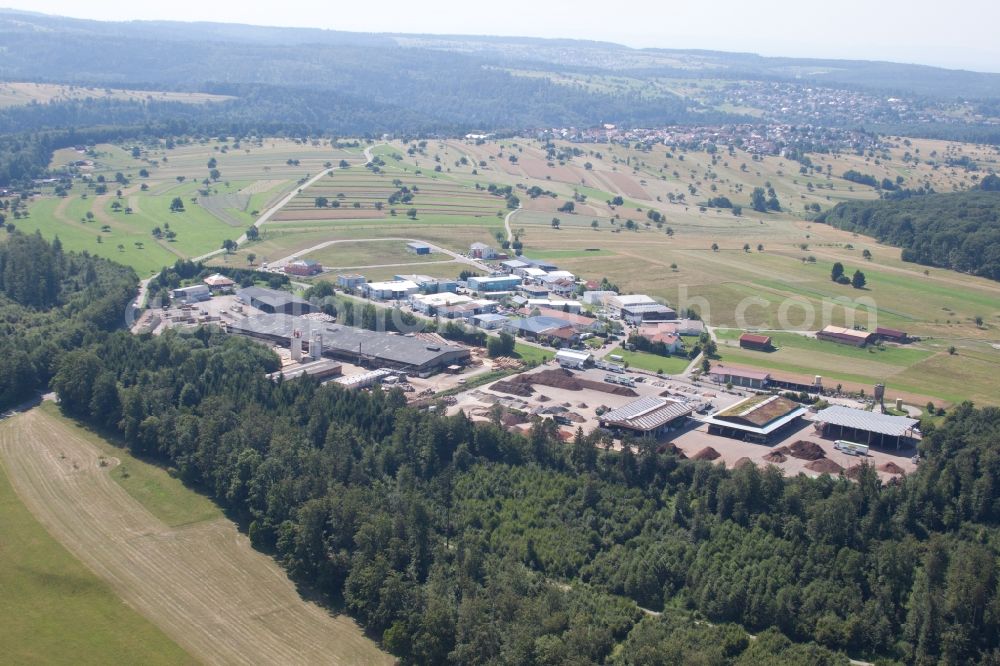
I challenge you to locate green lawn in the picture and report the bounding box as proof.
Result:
[0,443,193,665]
[41,404,221,528]
[514,342,554,365]
[612,346,691,374]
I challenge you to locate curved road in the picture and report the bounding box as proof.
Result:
[269,237,493,274]
[504,206,520,243]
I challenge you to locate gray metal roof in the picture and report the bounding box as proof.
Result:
[507,315,575,334]
[229,314,469,368]
[237,286,310,309]
[622,303,676,314]
[601,396,693,431]
[814,406,918,437]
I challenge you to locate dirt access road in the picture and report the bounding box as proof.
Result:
[0,408,391,666]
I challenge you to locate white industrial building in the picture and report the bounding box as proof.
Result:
[555,349,592,369]
[364,280,419,301]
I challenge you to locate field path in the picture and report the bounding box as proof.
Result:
[0,409,391,666]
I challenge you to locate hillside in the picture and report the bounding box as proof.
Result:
[816,190,1000,281]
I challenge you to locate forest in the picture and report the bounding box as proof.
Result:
[0,231,137,409]
[816,189,1000,281]
[44,310,1000,664]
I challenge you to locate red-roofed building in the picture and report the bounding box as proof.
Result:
[876,327,909,343]
[739,332,772,351]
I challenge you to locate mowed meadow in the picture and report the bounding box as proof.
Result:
[16,135,1000,404]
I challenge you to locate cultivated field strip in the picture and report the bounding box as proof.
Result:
[0,409,391,666]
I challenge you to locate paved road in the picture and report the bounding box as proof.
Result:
[269,237,493,273]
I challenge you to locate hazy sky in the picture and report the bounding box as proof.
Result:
[6,0,999,72]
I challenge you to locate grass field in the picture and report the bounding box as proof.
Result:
[0,415,195,666]
[40,403,221,527]
[0,81,232,107]
[611,346,692,374]
[0,406,392,665]
[303,239,450,268]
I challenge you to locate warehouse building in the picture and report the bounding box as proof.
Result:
[816,325,874,347]
[406,241,431,255]
[702,394,807,443]
[708,366,771,390]
[599,396,694,438]
[467,275,522,293]
[237,286,313,315]
[469,242,496,259]
[503,315,577,342]
[337,274,366,291]
[472,313,509,330]
[172,284,211,303]
[228,314,470,376]
[876,327,909,343]
[813,405,919,449]
[622,302,677,325]
[364,280,419,301]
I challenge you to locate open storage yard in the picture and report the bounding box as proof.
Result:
[0,405,391,666]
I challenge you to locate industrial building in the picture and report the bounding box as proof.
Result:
[337,274,366,291]
[237,286,313,315]
[621,302,677,325]
[503,315,577,342]
[406,241,431,255]
[363,280,419,301]
[473,313,509,330]
[876,327,909,343]
[739,333,772,351]
[228,314,470,376]
[284,259,323,276]
[555,349,592,369]
[813,406,919,449]
[410,292,472,315]
[607,293,657,316]
[501,259,529,273]
[467,275,521,293]
[702,394,807,443]
[816,325,874,347]
[267,358,343,383]
[582,290,616,306]
[599,396,694,438]
[392,274,458,294]
[172,284,212,303]
[527,299,582,313]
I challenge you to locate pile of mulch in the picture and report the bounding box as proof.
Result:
[511,368,638,397]
[536,394,550,402]
[789,440,826,461]
[806,458,844,475]
[656,442,687,459]
[692,446,721,461]
[492,380,532,397]
[500,412,528,428]
[763,446,790,463]
[878,461,906,475]
[733,457,755,469]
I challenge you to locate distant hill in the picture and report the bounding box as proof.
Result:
[816,189,1000,281]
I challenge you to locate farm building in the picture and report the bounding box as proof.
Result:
[203,274,235,292]
[876,327,909,343]
[284,259,323,277]
[812,406,919,449]
[816,325,874,347]
[406,242,431,255]
[702,394,807,443]
[364,280,419,301]
[472,313,509,330]
[708,366,771,389]
[739,333,773,351]
[599,396,693,438]
[556,349,592,369]
[228,314,470,376]
[467,275,521,293]
[469,242,496,259]
[607,294,657,316]
[172,284,211,303]
[622,303,677,325]
[503,316,577,342]
[237,286,312,315]
[337,274,366,291]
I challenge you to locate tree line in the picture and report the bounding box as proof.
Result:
[816,189,1000,281]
